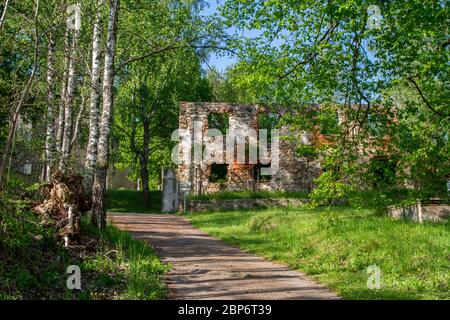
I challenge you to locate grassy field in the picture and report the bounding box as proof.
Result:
[106,189,162,213]
[189,190,309,201]
[188,207,450,299]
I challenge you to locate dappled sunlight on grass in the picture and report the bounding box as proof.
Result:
[106,189,162,213]
[189,206,450,299]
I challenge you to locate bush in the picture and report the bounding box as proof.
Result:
[309,171,353,207]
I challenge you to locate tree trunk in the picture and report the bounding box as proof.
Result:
[70,92,87,149]
[0,0,40,186]
[56,29,70,156]
[92,0,119,229]
[85,3,103,191]
[140,154,150,208]
[44,34,56,181]
[141,116,151,208]
[129,101,151,208]
[60,25,80,170]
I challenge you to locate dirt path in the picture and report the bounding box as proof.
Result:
[109,214,339,300]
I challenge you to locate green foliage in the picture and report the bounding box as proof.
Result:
[190,207,450,299]
[310,171,354,207]
[205,67,254,103]
[0,193,68,299]
[217,0,449,209]
[317,211,341,230]
[112,1,213,190]
[208,163,228,183]
[296,144,318,157]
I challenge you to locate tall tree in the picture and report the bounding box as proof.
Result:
[43,33,56,181]
[56,29,70,157]
[91,0,119,229]
[84,1,103,190]
[59,12,81,170]
[114,48,205,207]
[112,0,214,207]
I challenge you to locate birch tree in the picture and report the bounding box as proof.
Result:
[56,29,70,156]
[91,0,119,229]
[59,16,80,170]
[0,0,10,32]
[84,1,103,190]
[43,34,56,181]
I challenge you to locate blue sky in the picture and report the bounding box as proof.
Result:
[201,0,237,72]
[200,1,284,73]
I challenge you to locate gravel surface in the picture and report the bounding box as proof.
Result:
[110,214,340,300]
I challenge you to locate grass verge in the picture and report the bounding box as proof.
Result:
[79,218,169,299]
[189,190,309,201]
[188,206,450,299]
[106,189,162,213]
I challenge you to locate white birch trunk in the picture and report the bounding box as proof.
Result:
[56,30,70,156]
[91,0,119,229]
[85,3,103,189]
[44,35,56,181]
[0,0,10,31]
[60,26,80,170]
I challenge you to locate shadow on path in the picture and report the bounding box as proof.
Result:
[109,214,340,300]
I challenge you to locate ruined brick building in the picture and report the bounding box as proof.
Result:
[177,102,323,194]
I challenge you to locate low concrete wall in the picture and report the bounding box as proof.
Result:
[388,200,450,223]
[187,198,308,213]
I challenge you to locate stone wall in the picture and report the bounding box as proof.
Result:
[271,126,321,191]
[177,102,322,194]
[187,198,309,213]
[388,200,450,223]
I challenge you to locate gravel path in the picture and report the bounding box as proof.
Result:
[109,214,340,300]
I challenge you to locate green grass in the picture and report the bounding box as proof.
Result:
[80,218,169,300]
[188,206,450,300]
[189,190,310,201]
[0,192,168,300]
[106,189,162,213]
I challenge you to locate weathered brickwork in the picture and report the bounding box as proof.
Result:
[177,102,322,194]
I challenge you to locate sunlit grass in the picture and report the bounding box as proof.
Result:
[188,207,450,300]
[81,218,169,299]
[106,189,162,213]
[188,190,309,200]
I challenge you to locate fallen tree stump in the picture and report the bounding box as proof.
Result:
[34,171,91,246]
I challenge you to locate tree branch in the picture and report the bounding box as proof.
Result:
[278,20,339,80]
[407,76,449,119]
[117,43,236,70]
